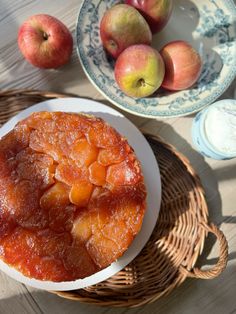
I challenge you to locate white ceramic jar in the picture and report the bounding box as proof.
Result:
[192,99,236,160]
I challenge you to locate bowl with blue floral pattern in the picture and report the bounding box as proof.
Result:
[76,0,236,119]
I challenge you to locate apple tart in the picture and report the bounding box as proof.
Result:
[0,112,146,282]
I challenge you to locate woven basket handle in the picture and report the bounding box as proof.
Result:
[186,222,228,279]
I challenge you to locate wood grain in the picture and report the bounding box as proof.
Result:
[0,0,236,313]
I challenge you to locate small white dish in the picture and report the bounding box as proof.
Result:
[76,0,236,118]
[192,99,236,160]
[0,97,161,291]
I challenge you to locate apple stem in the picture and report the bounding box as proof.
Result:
[137,78,146,87]
[137,79,156,88]
[43,32,49,40]
[108,39,117,50]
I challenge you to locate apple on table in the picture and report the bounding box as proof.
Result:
[18,14,73,69]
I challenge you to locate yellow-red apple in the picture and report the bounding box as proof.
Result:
[100,4,152,59]
[18,14,73,69]
[114,44,165,98]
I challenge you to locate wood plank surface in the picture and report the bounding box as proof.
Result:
[0,0,235,313]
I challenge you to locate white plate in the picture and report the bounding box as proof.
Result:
[76,0,236,118]
[0,98,161,291]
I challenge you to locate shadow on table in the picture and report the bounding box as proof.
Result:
[214,164,236,182]
[1,264,236,314]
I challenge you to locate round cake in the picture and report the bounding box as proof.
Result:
[0,112,146,282]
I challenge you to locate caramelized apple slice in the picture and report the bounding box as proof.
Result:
[97,141,130,166]
[5,229,71,282]
[49,205,76,232]
[55,160,89,186]
[114,201,145,236]
[89,186,111,206]
[29,130,64,161]
[29,257,69,282]
[0,151,17,181]
[16,148,55,189]
[112,182,147,203]
[0,214,16,239]
[63,241,97,279]
[21,112,54,131]
[0,125,30,159]
[88,186,118,211]
[51,131,83,158]
[72,206,111,243]
[95,207,111,232]
[101,219,134,251]
[36,229,72,258]
[89,161,107,186]
[29,130,82,161]
[2,228,70,282]
[70,138,98,166]
[40,182,71,210]
[72,210,93,243]
[23,111,87,135]
[106,158,141,186]
[69,183,93,207]
[18,207,48,230]
[86,231,121,268]
[16,147,53,164]
[52,112,91,133]
[87,122,120,148]
[2,228,39,265]
[4,180,39,222]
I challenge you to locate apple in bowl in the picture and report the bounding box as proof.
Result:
[18,14,73,69]
[125,0,173,34]
[160,40,202,91]
[100,4,152,59]
[114,44,165,98]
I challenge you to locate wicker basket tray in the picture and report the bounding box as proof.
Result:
[0,90,228,308]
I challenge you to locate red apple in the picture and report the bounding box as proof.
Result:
[100,4,152,59]
[18,14,73,69]
[125,0,173,34]
[114,44,165,98]
[160,40,202,91]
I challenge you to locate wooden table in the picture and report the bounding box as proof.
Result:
[0,1,236,313]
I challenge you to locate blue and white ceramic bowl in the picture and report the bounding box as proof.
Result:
[76,0,236,119]
[192,99,236,160]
